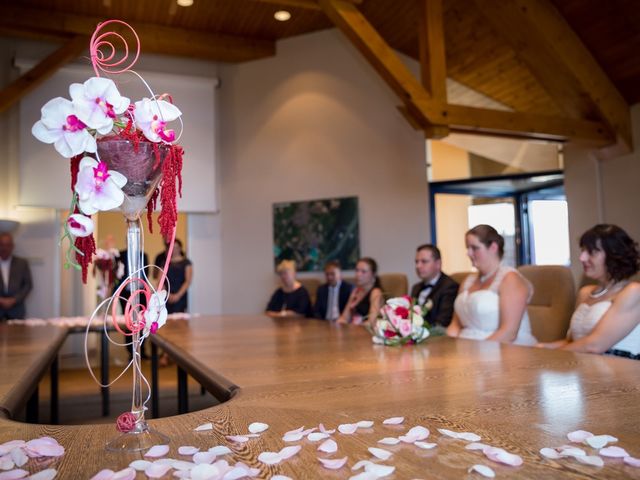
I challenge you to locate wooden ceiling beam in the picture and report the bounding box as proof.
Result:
[0,35,87,113]
[474,0,631,152]
[0,5,275,63]
[250,0,361,10]
[319,0,613,145]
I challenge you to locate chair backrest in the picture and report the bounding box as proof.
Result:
[517,265,575,342]
[297,277,322,304]
[378,273,409,298]
[450,271,472,287]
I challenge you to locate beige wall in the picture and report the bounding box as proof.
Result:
[218,30,429,313]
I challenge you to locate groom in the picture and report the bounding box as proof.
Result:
[410,244,458,328]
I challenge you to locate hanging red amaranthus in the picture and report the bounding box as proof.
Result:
[156,144,184,241]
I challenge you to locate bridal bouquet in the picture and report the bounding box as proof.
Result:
[369,296,431,346]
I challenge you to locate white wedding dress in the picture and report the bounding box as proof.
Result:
[569,301,640,355]
[454,266,537,346]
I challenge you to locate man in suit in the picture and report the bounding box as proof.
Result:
[0,233,32,320]
[410,244,458,328]
[313,260,353,321]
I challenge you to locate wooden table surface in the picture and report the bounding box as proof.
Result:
[1,315,640,479]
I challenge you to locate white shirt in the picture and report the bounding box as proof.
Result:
[417,273,441,305]
[0,256,11,294]
[326,281,342,321]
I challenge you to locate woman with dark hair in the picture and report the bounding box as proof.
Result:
[164,238,193,314]
[338,257,383,325]
[447,224,537,345]
[538,224,640,357]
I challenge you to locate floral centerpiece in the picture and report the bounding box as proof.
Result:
[368,296,434,346]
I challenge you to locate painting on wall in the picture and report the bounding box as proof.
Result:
[273,196,360,272]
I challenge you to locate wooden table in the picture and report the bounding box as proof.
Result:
[1,315,640,479]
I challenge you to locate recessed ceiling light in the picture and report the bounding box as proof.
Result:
[177,0,193,7]
[274,10,291,21]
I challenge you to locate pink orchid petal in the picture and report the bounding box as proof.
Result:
[144,463,172,479]
[0,470,28,480]
[257,452,282,465]
[194,422,213,431]
[468,465,495,478]
[382,417,404,425]
[368,447,392,460]
[539,448,562,459]
[318,439,338,454]
[178,446,199,456]
[144,445,169,458]
[599,446,629,458]
[585,435,617,449]
[378,438,400,446]
[319,424,336,434]
[193,452,217,464]
[307,433,329,442]
[88,470,114,480]
[226,435,250,443]
[567,430,593,443]
[128,460,151,471]
[575,455,604,467]
[357,421,374,428]
[208,446,232,456]
[414,442,437,449]
[338,424,358,435]
[483,447,523,467]
[111,468,136,480]
[318,457,348,470]
[624,456,640,468]
[248,423,269,434]
[279,445,302,460]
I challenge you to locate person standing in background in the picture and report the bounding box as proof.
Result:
[0,233,32,321]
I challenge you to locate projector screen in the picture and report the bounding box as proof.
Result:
[19,63,218,213]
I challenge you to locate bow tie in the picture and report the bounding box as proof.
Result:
[421,283,435,290]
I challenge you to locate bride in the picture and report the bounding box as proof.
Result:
[447,224,537,345]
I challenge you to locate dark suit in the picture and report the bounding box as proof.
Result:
[410,273,458,327]
[313,281,353,320]
[0,256,32,320]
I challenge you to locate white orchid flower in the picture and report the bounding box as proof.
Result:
[32,97,97,158]
[70,77,130,134]
[74,156,127,215]
[66,213,94,237]
[144,290,168,334]
[133,97,182,143]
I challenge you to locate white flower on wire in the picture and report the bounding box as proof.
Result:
[31,97,97,158]
[66,213,94,237]
[74,156,127,215]
[144,290,168,334]
[133,97,182,143]
[70,77,130,134]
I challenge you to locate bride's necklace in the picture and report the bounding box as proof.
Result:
[589,280,615,299]
[479,265,500,283]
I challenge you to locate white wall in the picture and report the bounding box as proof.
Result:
[218,29,429,313]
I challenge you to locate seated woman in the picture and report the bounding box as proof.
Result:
[447,224,537,345]
[266,260,311,318]
[338,257,383,325]
[537,224,640,357]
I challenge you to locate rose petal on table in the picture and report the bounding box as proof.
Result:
[482,447,523,467]
[208,446,232,456]
[406,426,429,441]
[364,463,395,477]
[459,432,482,442]
[171,460,196,471]
[468,465,495,478]
[368,447,392,460]
[194,422,213,432]
[0,443,25,457]
[0,457,14,471]
[223,467,250,480]
[152,459,175,466]
[173,471,190,479]
[398,435,419,444]
[539,448,562,459]
[318,439,338,454]
[282,432,304,442]
[383,417,404,425]
[144,463,172,478]
[270,476,293,480]
[302,428,318,437]
[558,445,586,457]
[191,464,221,480]
[575,455,605,467]
[437,428,458,439]
[351,460,374,471]
[279,445,302,460]
[8,450,26,468]
[624,456,640,468]
[193,451,218,465]
[599,446,629,458]
[88,469,114,480]
[414,442,437,450]
[128,460,152,471]
[357,421,374,429]
[466,443,489,451]
[178,446,199,456]
[0,470,28,480]
[258,452,282,465]
[248,422,269,434]
[28,470,57,480]
[585,435,617,449]
[284,426,305,436]
[348,473,378,480]
[307,432,329,442]
[110,469,136,480]
[567,430,593,443]
[318,456,348,470]
[319,424,336,434]
[378,437,400,446]
[144,445,169,458]
[25,443,64,458]
[227,435,250,443]
[338,424,359,435]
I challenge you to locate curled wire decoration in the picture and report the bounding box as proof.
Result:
[90,19,140,77]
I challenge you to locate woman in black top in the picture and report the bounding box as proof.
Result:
[266,260,311,318]
[165,239,193,314]
[338,257,383,324]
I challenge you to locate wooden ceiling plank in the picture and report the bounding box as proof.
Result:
[0,35,87,114]
[474,0,631,151]
[0,5,275,63]
[250,0,361,10]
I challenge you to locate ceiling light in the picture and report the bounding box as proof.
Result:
[177,0,193,6]
[274,10,291,21]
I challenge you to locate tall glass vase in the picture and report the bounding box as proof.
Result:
[98,137,170,452]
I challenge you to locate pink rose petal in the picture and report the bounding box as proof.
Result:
[144,463,172,478]
[171,460,195,471]
[89,470,114,480]
[624,456,640,468]
[319,424,336,434]
[284,426,305,436]
[467,443,490,451]
[414,442,437,449]
[406,426,429,441]
[585,435,617,449]
[368,447,392,460]
[0,457,15,471]
[227,435,250,443]
[459,432,482,442]
[194,423,213,432]
[567,430,593,443]
[193,451,217,464]
[382,417,404,425]
[0,442,25,456]
[483,447,523,467]
[111,469,135,480]
[575,455,604,467]
[307,432,329,442]
[208,446,232,456]
[364,463,395,477]
[248,422,269,434]
[338,424,358,435]
[599,446,629,458]
[144,445,169,458]
[178,446,199,456]
[351,460,374,471]
[128,460,151,471]
[558,445,586,457]
[28,470,57,480]
[9,450,27,469]
[271,476,293,480]
[378,438,400,446]
[279,445,302,460]
[540,448,562,459]
[282,432,304,442]
[349,473,378,480]
[258,452,281,465]
[357,421,374,428]
[318,439,337,454]
[318,457,348,470]
[0,470,28,480]
[468,465,495,478]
